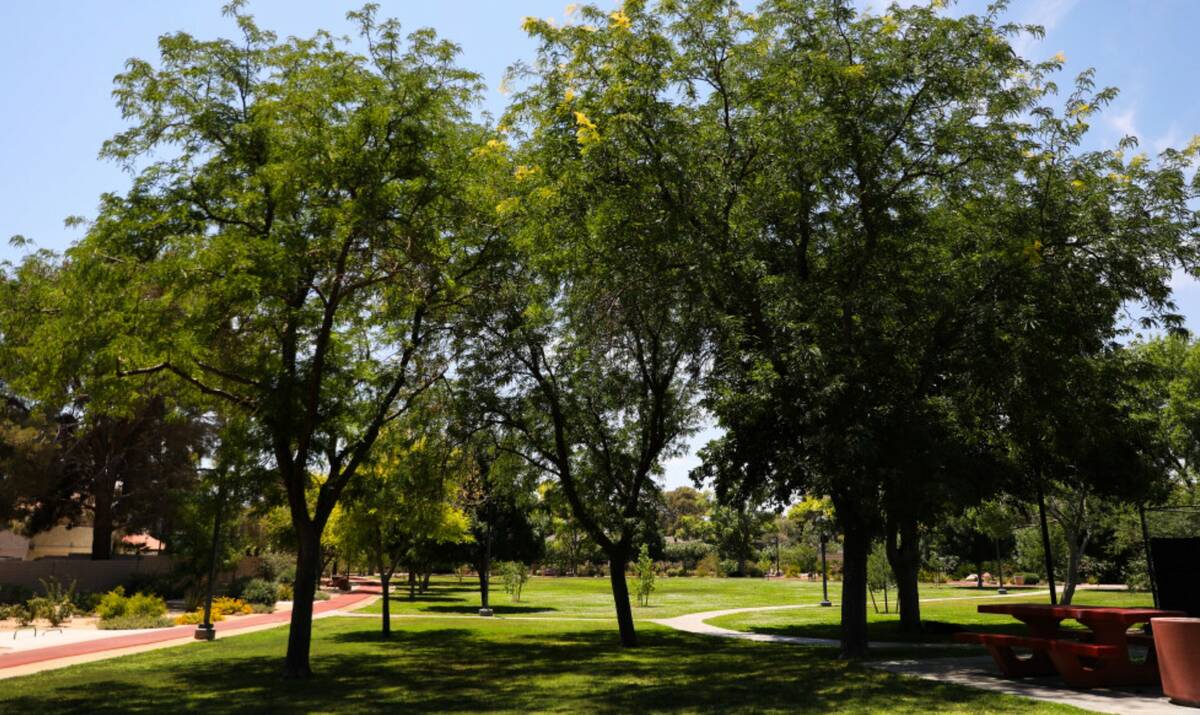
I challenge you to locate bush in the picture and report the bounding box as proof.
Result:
[277,582,294,601]
[96,587,130,620]
[694,552,720,577]
[257,552,296,584]
[1021,573,1040,585]
[250,603,275,614]
[127,592,168,618]
[500,561,530,602]
[99,614,173,630]
[211,596,252,616]
[635,545,656,607]
[240,578,279,606]
[175,609,223,625]
[313,589,331,601]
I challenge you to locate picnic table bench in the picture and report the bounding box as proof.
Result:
[952,603,1185,687]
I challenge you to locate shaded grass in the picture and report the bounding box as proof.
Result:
[0,616,1087,714]
[709,589,1154,646]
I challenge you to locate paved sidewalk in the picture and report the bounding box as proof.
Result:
[0,591,371,676]
[873,656,1184,714]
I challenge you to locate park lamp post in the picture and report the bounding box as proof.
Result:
[195,478,227,641]
[817,514,832,607]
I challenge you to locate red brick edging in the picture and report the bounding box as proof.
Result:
[0,592,371,671]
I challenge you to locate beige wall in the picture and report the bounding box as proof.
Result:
[0,530,29,561]
[26,524,99,560]
[0,555,173,593]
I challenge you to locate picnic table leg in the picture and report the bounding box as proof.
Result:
[1076,620,1161,687]
[984,643,1058,677]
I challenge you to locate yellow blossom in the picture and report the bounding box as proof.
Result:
[1185,135,1200,156]
[495,197,521,216]
[1068,103,1092,118]
[521,16,539,32]
[575,111,600,145]
[881,16,899,36]
[1107,172,1130,183]
[514,165,541,182]
[931,0,945,8]
[1070,179,1086,190]
[564,87,577,103]
[1129,153,1148,170]
[565,3,578,16]
[842,64,867,79]
[609,10,632,30]
[471,138,508,159]
[1053,51,1066,64]
[1023,239,1043,261]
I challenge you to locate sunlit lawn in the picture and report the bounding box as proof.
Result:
[358,574,838,619]
[0,615,1087,714]
[709,587,1154,644]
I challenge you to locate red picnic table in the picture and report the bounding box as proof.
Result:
[954,603,1186,688]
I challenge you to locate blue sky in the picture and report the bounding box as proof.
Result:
[1,1,1197,489]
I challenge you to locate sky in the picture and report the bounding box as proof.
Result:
[1,0,1197,490]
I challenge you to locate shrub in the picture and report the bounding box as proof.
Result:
[635,545,656,607]
[211,596,252,616]
[277,582,294,601]
[96,587,129,620]
[12,603,36,628]
[313,589,331,601]
[175,609,225,625]
[250,603,275,614]
[126,592,168,618]
[1021,573,1040,585]
[240,578,279,606]
[257,552,296,585]
[694,552,720,577]
[99,614,173,630]
[500,561,530,602]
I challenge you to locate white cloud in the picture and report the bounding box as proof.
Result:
[1107,107,1139,140]
[1152,123,1184,154]
[1011,0,1079,59]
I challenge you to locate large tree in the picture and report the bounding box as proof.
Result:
[66,6,489,676]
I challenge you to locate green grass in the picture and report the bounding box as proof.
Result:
[360,575,836,619]
[708,587,1154,645]
[0,615,1086,714]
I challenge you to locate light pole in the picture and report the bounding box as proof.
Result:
[818,515,832,607]
[195,478,226,641]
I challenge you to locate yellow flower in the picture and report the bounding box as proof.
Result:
[1107,172,1130,183]
[842,64,867,79]
[575,111,600,145]
[514,165,541,182]
[1053,51,1066,64]
[471,138,508,159]
[881,16,899,36]
[1023,239,1043,261]
[574,111,597,130]
[564,87,577,103]
[1185,135,1200,156]
[1068,103,1092,118]
[1070,179,1086,190]
[565,3,578,16]
[495,197,521,216]
[521,16,539,32]
[609,10,632,30]
[1129,153,1148,170]
[931,0,945,8]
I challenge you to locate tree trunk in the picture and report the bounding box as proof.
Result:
[379,572,391,638]
[885,517,921,632]
[975,559,984,589]
[408,568,416,600]
[1061,531,1088,605]
[421,571,431,593]
[284,527,320,679]
[1035,480,1058,605]
[90,473,116,560]
[608,550,637,647]
[839,516,870,658]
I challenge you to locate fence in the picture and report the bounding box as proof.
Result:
[0,555,173,593]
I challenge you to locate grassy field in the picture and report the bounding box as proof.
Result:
[358,574,837,619]
[708,587,1154,644]
[0,614,1086,714]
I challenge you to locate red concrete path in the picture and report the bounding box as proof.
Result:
[0,591,371,671]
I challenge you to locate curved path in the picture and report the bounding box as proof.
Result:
[652,590,1051,648]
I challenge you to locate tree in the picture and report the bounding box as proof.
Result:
[635,543,656,607]
[328,406,471,637]
[462,5,707,648]
[66,5,489,676]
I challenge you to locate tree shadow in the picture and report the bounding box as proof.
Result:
[0,620,1036,714]
[420,604,557,615]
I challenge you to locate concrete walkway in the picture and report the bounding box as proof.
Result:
[652,589,1187,713]
[652,589,1051,648]
[0,591,372,678]
[873,656,1182,714]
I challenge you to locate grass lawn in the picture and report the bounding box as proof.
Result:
[359,574,836,619]
[0,615,1087,714]
[709,587,1154,644]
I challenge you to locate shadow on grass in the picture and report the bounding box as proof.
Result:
[0,621,1044,714]
[419,604,557,615]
